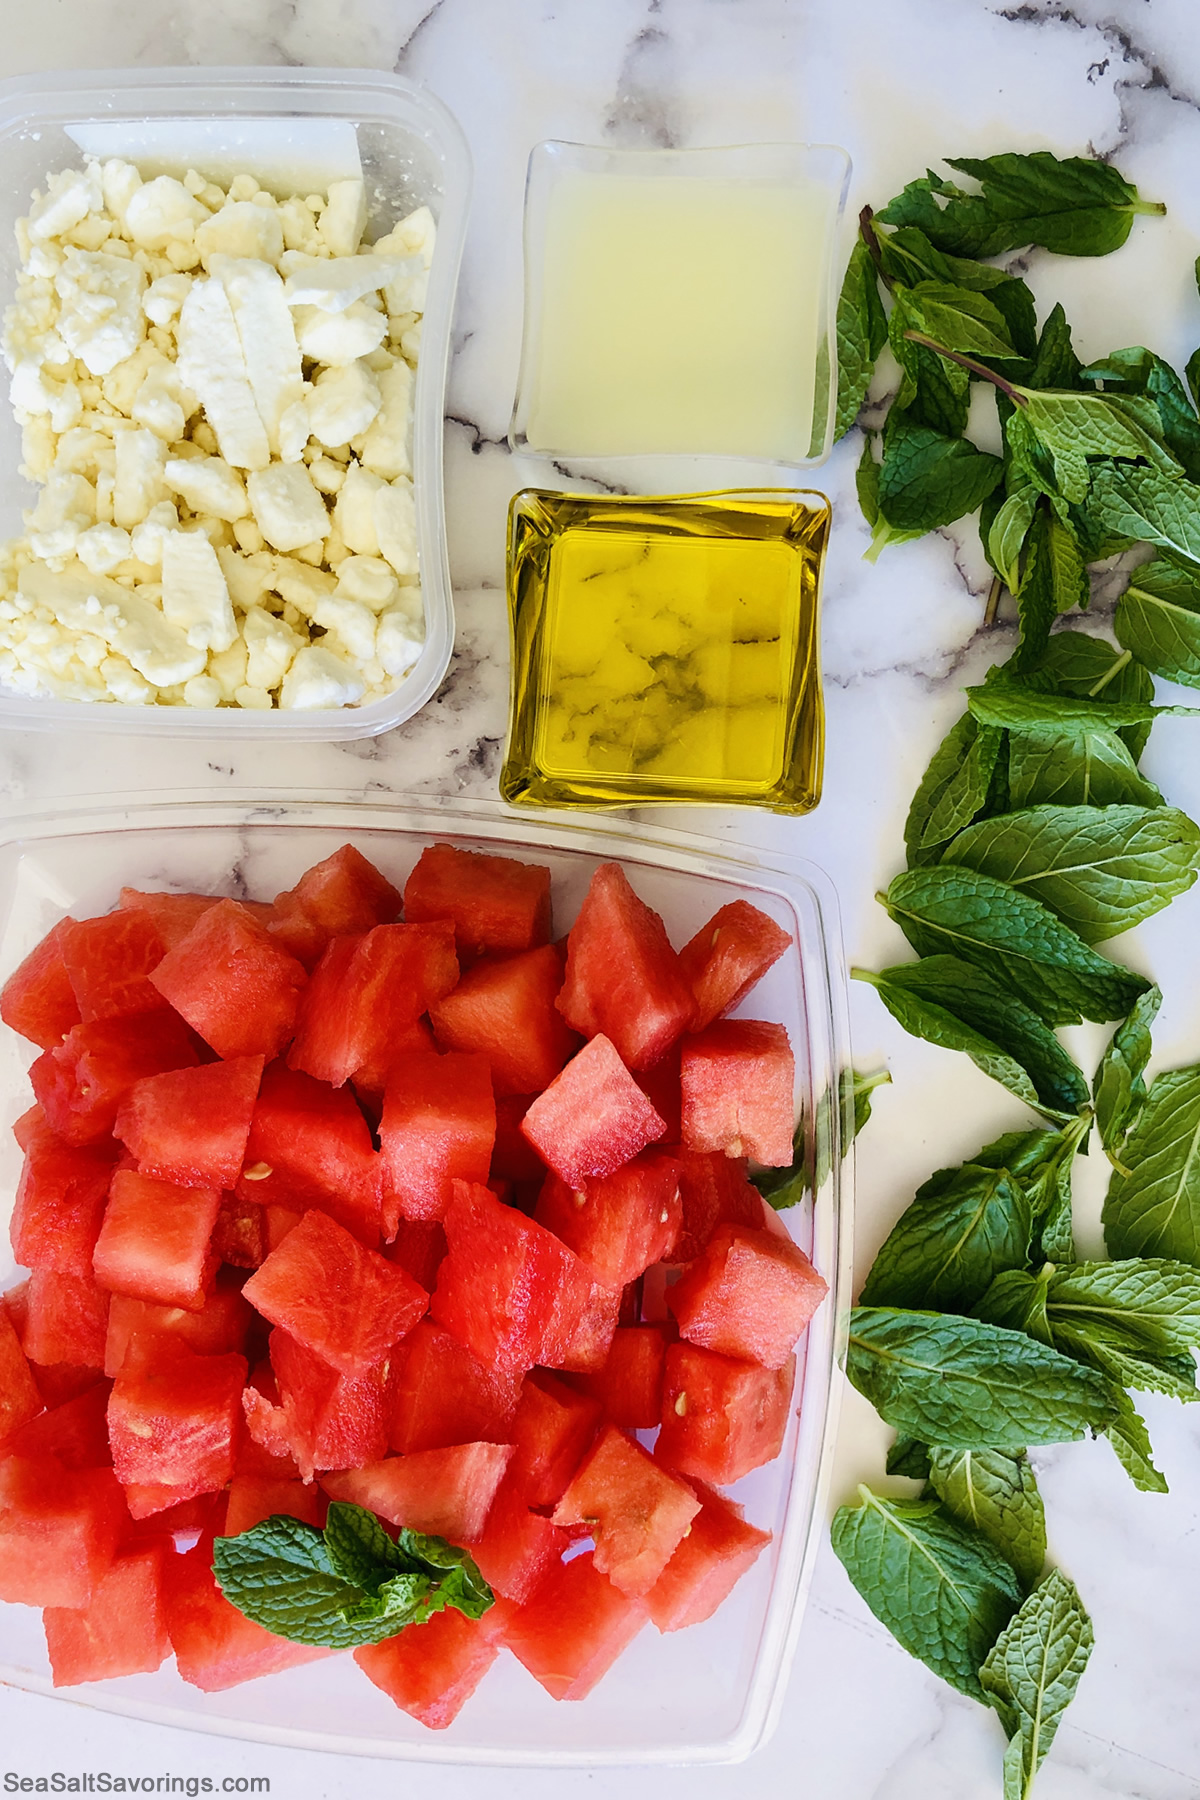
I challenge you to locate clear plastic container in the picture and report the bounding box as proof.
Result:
[0,791,852,1765]
[0,68,471,739]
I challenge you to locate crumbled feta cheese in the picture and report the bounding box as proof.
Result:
[27,471,96,559]
[377,604,424,677]
[246,462,328,553]
[143,272,192,326]
[101,159,143,227]
[161,530,237,652]
[124,177,209,252]
[28,164,103,242]
[76,523,132,574]
[112,427,168,529]
[317,179,367,257]
[293,301,387,366]
[164,454,248,523]
[360,359,413,479]
[131,358,189,441]
[312,592,376,662]
[130,501,179,567]
[373,478,418,579]
[307,360,381,448]
[10,359,82,434]
[55,250,146,375]
[243,604,303,690]
[334,555,400,612]
[279,644,365,708]
[374,206,437,269]
[281,252,411,313]
[176,275,270,471]
[333,460,383,556]
[182,674,221,707]
[211,255,304,456]
[196,201,284,269]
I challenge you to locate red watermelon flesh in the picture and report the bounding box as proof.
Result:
[235,1062,381,1247]
[678,901,792,1032]
[0,1305,41,1441]
[543,1272,621,1375]
[354,1602,504,1730]
[256,1328,389,1481]
[552,1424,700,1595]
[521,1034,666,1189]
[288,921,458,1089]
[0,1456,127,1608]
[505,1369,601,1510]
[490,1094,547,1184]
[634,1043,682,1142]
[535,1150,682,1290]
[107,1342,247,1495]
[379,1051,496,1232]
[23,1269,109,1370]
[657,1343,795,1486]
[43,1541,170,1685]
[119,890,276,950]
[162,1531,330,1691]
[387,1319,519,1455]
[680,1020,795,1166]
[10,1123,115,1277]
[103,1273,252,1379]
[61,911,168,1023]
[384,1219,447,1293]
[502,1551,648,1702]
[468,1473,569,1605]
[243,1207,427,1379]
[322,1440,513,1544]
[223,1474,326,1537]
[30,1012,199,1146]
[672,1149,763,1263]
[403,843,552,961]
[212,1193,266,1270]
[115,1054,265,1189]
[93,1169,222,1313]
[429,944,578,1097]
[150,900,308,1061]
[0,919,82,1050]
[268,844,402,970]
[645,1482,771,1632]
[667,1222,828,1370]
[555,863,694,1071]
[574,1324,671,1430]
[3,1380,110,1468]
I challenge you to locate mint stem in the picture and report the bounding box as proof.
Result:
[984,575,1004,626]
[903,331,1028,406]
[859,205,892,289]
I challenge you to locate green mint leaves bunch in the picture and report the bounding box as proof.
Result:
[212,1501,494,1649]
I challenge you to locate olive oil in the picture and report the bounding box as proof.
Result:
[502,489,829,813]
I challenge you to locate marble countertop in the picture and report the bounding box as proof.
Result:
[2,1,1200,1795]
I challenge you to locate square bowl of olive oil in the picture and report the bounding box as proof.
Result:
[500,488,830,814]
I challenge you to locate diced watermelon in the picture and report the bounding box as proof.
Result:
[108,1342,247,1497]
[505,1370,601,1510]
[235,1062,381,1246]
[403,843,552,960]
[574,1324,671,1429]
[162,1532,330,1690]
[469,1474,569,1604]
[10,1123,115,1276]
[61,911,168,1023]
[248,1328,388,1481]
[502,1552,647,1701]
[103,1273,252,1379]
[30,1012,199,1146]
[634,1043,682,1142]
[23,1269,109,1370]
[0,1306,41,1441]
[521,1035,666,1188]
[3,1381,110,1468]
[243,1208,427,1379]
[212,1193,266,1269]
[288,922,458,1089]
[118,889,220,949]
[115,1054,265,1189]
[490,1095,547,1184]
[679,1021,795,1165]
[384,1219,447,1293]
[667,1222,827,1369]
[93,1169,222,1312]
[672,1149,763,1262]
[379,1051,496,1232]
[150,900,308,1060]
[43,1542,171,1684]
[535,1150,682,1289]
[656,1343,795,1485]
[12,1104,44,1151]
[645,1483,771,1631]
[678,901,792,1032]
[552,1424,700,1595]
[29,1362,102,1410]
[387,1320,519,1455]
[556,864,694,1071]
[268,844,402,970]
[354,1602,504,1729]
[223,1474,326,1537]
[546,1274,622,1375]
[0,1456,126,1608]
[323,1441,514,1544]
[429,945,578,1097]
[0,917,81,1049]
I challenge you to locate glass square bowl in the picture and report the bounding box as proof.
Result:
[0,67,470,739]
[0,791,851,1765]
[501,488,830,815]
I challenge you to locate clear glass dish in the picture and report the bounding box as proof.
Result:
[0,791,851,1765]
[510,140,851,468]
[0,68,471,740]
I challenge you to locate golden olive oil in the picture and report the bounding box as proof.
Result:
[501,489,829,813]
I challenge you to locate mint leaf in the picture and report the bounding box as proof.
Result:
[858,1161,1033,1313]
[927,1448,1046,1591]
[1103,1065,1200,1262]
[957,1119,1087,1264]
[212,1515,374,1650]
[846,1309,1120,1450]
[966,682,1189,733]
[1025,304,1082,392]
[1053,1318,1198,1404]
[1002,634,1156,760]
[887,1435,933,1480]
[988,484,1040,593]
[979,1569,1094,1798]
[878,416,1005,532]
[892,281,1018,364]
[1045,1257,1200,1355]
[752,1065,888,1211]
[1116,557,1200,688]
[1007,724,1163,810]
[856,956,1088,1122]
[835,237,888,441]
[1082,346,1200,481]
[1104,1390,1168,1493]
[1017,389,1179,504]
[942,804,1200,945]
[905,713,1003,868]
[1095,985,1161,1168]
[881,865,1152,1026]
[975,1269,1054,1344]
[831,1486,1022,1701]
[1088,461,1200,566]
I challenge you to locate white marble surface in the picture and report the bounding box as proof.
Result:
[2,1,1200,1795]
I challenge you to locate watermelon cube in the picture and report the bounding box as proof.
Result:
[667,1222,828,1369]
[0,1456,127,1608]
[657,1343,795,1485]
[545,1274,622,1375]
[30,1012,199,1146]
[535,1150,682,1289]
[43,1542,171,1684]
[115,1054,265,1189]
[469,1474,569,1605]
[162,1532,330,1691]
[574,1324,671,1429]
[491,1095,548,1184]
[118,889,221,949]
[555,863,694,1071]
[645,1482,771,1631]
[268,844,402,970]
[384,1219,448,1293]
[379,1051,496,1231]
[103,1272,252,1379]
[4,1381,110,1469]
[387,1320,519,1455]
[61,911,168,1023]
[0,917,82,1049]
[503,1552,648,1701]
[93,1169,222,1312]
[249,1328,389,1481]
[243,1207,427,1379]
[235,1061,381,1246]
[429,944,578,1097]
[506,1370,601,1510]
[0,1305,41,1442]
[552,1424,700,1595]
[10,1123,114,1277]
[223,1474,326,1538]
[23,1269,110,1370]
[521,1035,666,1188]
[403,843,552,960]
[673,1149,763,1262]
[323,1441,514,1544]
[150,900,308,1061]
[354,1603,504,1730]
[678,901,792,1032]
[108,1342,247,1497]
[288,921,458,1091]
[680,1021,795,1165]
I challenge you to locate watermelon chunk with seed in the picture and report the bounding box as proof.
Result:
[150,900,308,1060]
[574,1323,671,1429]
[657,1343,795,1485]
[403,843,552,960]
[0,917,81,1049]
[678,901,792,1032]
[115,1054,265,1189]
[535,1150,682,1289]
[680,1020,795,1165]
[552,1424,701,1595]
[103,1272,252,1379]
[235,1061,381,1246]
[30,1012,199,1146]
[521,1035,666,1188]
[645,1482,771,1631]
[556,863,694,1070]
[108,1342,247,1497]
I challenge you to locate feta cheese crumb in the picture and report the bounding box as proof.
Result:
[55,249,147,375]
[246,462,329,553]
[307,361,381,448]
[161,530,237,651]
[280,644,365,708]
[176,276,270,471]
[164,454,248,523]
